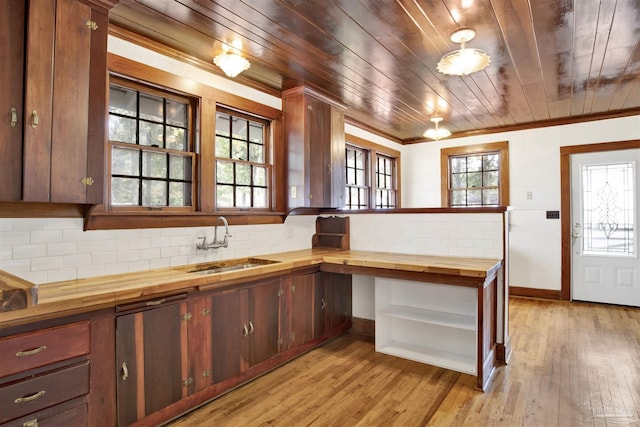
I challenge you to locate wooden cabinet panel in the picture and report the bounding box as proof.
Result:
[0,0,25,201]
[249,280,282,365]
[116,301,188,427]
[284,86,347,210]
[2,0,112,204]
[315,272,352,338]
[284,273,315,350]
[0,321,90,378]
[210,289,248,384]
[0,361,89,424]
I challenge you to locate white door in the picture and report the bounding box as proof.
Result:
[571,149,640,306]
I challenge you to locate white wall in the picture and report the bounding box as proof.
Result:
[403,115,640,290]
[0,216,317,285]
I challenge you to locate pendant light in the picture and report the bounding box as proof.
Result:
[437,27,491,76]
[423,117,451,140]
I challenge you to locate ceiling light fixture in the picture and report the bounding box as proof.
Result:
[213,40,250,78]
[423,116,451,140]
[437,27,491,76]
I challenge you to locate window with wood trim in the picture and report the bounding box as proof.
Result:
[375,153,397,208]
[108,79,196,210]
[345,145,369,209]
[215,108,271,209]
[440,141,509,207]
[345,134,401,209]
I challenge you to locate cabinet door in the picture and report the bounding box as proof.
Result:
[23,0,106,203]
[249,280,282,366]
[0,0,25,201]
[285,273,315,350]
[211,289,249,383]
[187,295,214,393]
[315,272,352,337]
[116,301,188,427]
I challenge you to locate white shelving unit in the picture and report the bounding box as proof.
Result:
[375,278,478,375]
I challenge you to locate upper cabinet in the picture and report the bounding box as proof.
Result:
[0,0,116,204]
[284,86,347,211]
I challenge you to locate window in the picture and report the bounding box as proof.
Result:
[375,154,397,208]
[345,134,400,209]
[215,108,271,209]
[440,141,509,207]
[345,145,369,209]
[108,79,195,209]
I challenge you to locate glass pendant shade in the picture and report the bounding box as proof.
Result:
[438,27,491,76]
[423,117,451,140]
[213,51,251,78]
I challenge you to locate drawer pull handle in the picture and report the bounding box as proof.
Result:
[321,298,327,310]
[242,324,248,337]
[122,362,129,381]
[23,420,38,427]
[145,298,166,306]
[15,390,45,404]
[249,321,254,335]
[16,346,47,357]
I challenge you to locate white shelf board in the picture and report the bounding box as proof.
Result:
[377,341,476,375]
[377,305,476,331]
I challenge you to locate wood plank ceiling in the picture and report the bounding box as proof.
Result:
[109,0,640,143]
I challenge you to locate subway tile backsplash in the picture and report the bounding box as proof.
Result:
[0,213,504,285]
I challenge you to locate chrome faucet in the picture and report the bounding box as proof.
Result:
[196,216,232,250]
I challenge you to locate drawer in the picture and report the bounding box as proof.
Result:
[0,398,87,427]
[0,321,90,378]
[0,361,89,424]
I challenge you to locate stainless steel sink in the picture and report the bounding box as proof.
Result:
[188,258,278,275]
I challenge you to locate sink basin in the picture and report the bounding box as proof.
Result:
[188,258,279,275]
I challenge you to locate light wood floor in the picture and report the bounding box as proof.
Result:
[168,297,640,426]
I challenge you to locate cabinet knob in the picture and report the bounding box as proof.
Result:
[182,377,193,387]
[10,107,17,127]
[85,20,98,31]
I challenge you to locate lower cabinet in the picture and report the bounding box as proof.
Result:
[209,278,282,384]
[112,270,352,426]
[0,321,91,426]
[115,295,189,427]
[315,272,352,339]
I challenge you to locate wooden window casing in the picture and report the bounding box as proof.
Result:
[345,134,401,209]
[84,53,284,230]
[440,141,509,207]
[107,78,196,212]
[345,144,370,209]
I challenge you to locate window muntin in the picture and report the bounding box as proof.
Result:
[449,152,500,206]
[215,109,270,209]
[375,154,397,208]
[108,83,195,209]
[345,145,369,209]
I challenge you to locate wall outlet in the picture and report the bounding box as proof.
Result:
[526,191,533,200]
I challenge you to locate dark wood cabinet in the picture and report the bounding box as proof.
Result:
[282,272,316,351]
[0,321,91,426]
[314,272,353,339]
[209,279,282,384]
[0,0,114,204]
[115,297,188,427]
[284,86,347,210]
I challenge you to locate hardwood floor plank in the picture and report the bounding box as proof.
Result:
[168,297,640,426]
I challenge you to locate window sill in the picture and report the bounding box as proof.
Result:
[84,205,286,230]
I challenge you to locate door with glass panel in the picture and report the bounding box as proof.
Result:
[571,150,640,306]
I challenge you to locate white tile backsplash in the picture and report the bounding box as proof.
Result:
[0,212,505,286]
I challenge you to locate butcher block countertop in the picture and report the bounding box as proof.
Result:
[0,249,502,329]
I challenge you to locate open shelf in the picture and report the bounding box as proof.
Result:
[377,305,475,331]
[376,341,476,375]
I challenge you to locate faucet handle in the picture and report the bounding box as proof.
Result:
[196,235,207,250]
